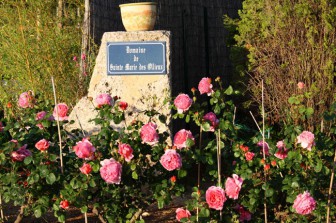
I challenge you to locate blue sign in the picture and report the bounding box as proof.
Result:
[107,41,166,75]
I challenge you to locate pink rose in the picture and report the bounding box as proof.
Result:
[297,131,315,151]
[160,149,182,171]
[118,143,134,162]
[140,122,159,145]
[18,92,34,108]
[175,208,191,222]
[173,129,195,149]
[257,141,270,156]
[96,93,113,108]
[35,139,50,151]
[0,122,4,132]
[100,158,122,184]
[238,206,252,222]
[174,94,193,114]
[198,77,214,96]
[225,174,243,200]
[53,103,68,121]
[73,138,96,159]
[274,148,288,160]
[205,186,227,210]
[297,82,305,89]
[276,140,285,149]
[60,200,70,209]
[79,163,92,175]
[203,112,219,132]
[36,111,47,121]
[245,151,255,161]
[11,144,31,162]
[293,191,316,215]
[36,123,44,129]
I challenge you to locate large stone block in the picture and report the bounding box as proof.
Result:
[67,31,171,136]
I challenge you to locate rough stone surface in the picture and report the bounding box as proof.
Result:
[66,31,171,136]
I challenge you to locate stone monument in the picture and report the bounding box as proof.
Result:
[67,31,171,135]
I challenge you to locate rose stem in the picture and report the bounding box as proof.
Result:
[217,129,222,221]
[51,76,64,174]
[326,147,336,223]
[197,126,203,222]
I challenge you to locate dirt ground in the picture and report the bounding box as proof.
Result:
[2,197,186,223]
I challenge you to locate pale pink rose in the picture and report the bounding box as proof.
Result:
[198,77,214,96]
[35,139,50,151]
[175,208,191,222]
[0,122,4,132]
[140,122,159,145]
[160,149,182,171]
[238,206,252,222]
[73,138,96,159]
[52,103,68,121]
[95,93,113,108]
[276,140,285,149]
[60,200,70,209]
[245,151,255,161]
[274,148,288,160]
[225,174,244,200]
[100,158,122,184]
[205,186,227,210]
[173,129,195,149]
[36,111,47,121]
[118,143,134,162]
[203,112,219,132]
[257,141,270,156]
[11,144,31,162]
[297,131,315,151]
[293,191,316,215]
[79,163,92,175]
[297,82,305,89]
[36,123,44,129]
[10,139,18,147]
[18,92,34,108]
[174,94,193,114]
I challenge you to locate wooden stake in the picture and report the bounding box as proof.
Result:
[326,148,336,223]
[217,129,222,221]
[262,80,268,223]
[84,212,88,223]
[51,77,64,173]
[0,194,4,220]
[196,127,203,222]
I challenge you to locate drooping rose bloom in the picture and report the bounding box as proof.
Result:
[174,93,193,114]
[175,208,191,222]
[35,139,50,152]
[60,200,70,209]
[95,93,113,108]
[11,144,32,162]
[257,141,270,156]
[198,77,214,96]
[79,163,92,175]
[297,131,315,151]
[36,111,47,121]
[203,112,219,132]
[18,91,34,108]
[53,103,68,121]
[140,122,159,145]
[100,158,122,184]
[205,186,227,210]
[297,82,305,89]
[173,129,194,149]
[238,206,252,222]
[73,138,96,159]
[118,143,134,162]
[293,191,316,215]
[119,101,128,110]
[225,174,243,200]
[160,149,182,171]
[245,151,255,161]
[275,140,288,160]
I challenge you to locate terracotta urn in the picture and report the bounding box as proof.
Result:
[119,2,157,31]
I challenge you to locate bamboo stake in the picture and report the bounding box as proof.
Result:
[84,212,88,223]
[196,126,203,222]
[261,80,268,223]
[326,147,336,223]
[51,77,64,173]
[0,194,3,220]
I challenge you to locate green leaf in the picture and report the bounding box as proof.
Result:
[130,163,137,171]
[80,206,88,213]
[185,138,195,147]
[201,122,211,131]
[24,156,32,165]
[224,86,233,95]
[314,160,322,172]
[265,188,274,197]
[132,171,138,180]
[46,173,56,185]
[34,207,42,218]
[178,169,187,178]
[305,107,314,117]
